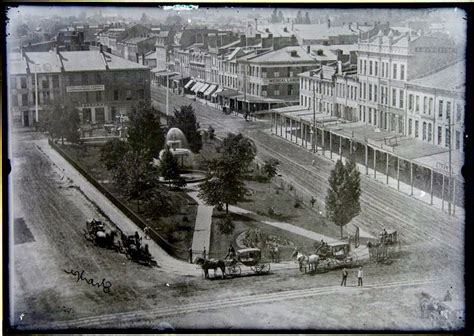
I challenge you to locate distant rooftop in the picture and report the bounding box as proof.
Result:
[247,46,316,64]
[409,60,465,92]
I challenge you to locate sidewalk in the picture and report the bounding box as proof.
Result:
[273,127,464,219]
[187,191,213,258]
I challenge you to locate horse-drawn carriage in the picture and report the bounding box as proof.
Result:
[316,241,358,268]
[225,248,271,276]
[84,219,123,252]
[368,229,401,262]
[194,248,271,279]
[120,232,157,267]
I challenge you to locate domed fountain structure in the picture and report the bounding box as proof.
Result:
[155,127,207,184]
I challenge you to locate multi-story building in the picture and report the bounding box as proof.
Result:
[97,23,152,56]
[8,47,150,127]
[118,36,157,63]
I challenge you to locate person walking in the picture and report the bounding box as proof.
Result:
[202,247,207,259]
[357,266,363,286]
[341,268,348,286]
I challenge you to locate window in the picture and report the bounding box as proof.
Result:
[111,106,117,121]
[428,123,432,142]
[95,73,101,83]
[446,101,451,121]
[408,118,412,135]
[409,94,413,111]
[413,120,419,137]
[52,75,59,88]
[288,85,293,96]
[438,100,443,118]
[390,114,396,132]
[374,61,378,76]
[445,128,450,147]
[364,60,367,75]
[369,61,373,75]
[83,108,92,123]
[274,89,280,96]
[96,91,102,102]
[274,71,279,78]
[22,94,28,106]
[381,62,385,77]
[398,117,403,134]
[415,96,420,113]
[363,83,366,100]
[429,98,433,115]
[114,89,119,101]
[95,107,105,123]
[368,108,372,123]
[85,92,90,104]
[423,97,427,114]
[359,60,363,74]
[42,76,49,89]
[82,73,89,85]
[399,89,404,108]
[438,126,442,145]
[456,131,460,150]
[422,122,427,140]
[12,95,18,106]
[21,77,27,89]
[393,64,397,80]
[369,84,372,101]
[400,64,405,80]
[42,91,50,104]
[359,83,362,98]
[392,88,397,107]
[456,104,462,122]
[262,69,267,78]
[374,109,377,125]
[262,90,267,96]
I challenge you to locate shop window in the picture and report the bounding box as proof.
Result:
[95,108,105,124]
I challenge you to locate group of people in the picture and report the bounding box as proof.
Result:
[341,266,364,287]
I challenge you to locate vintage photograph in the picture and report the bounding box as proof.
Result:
[5,4,466,331]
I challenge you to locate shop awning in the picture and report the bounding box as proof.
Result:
[197,83,210,93]
[211,87,223,97]
[184,80,195,89]
[191,82,203,92]
[216,88,240,98]
[204,84,217,96]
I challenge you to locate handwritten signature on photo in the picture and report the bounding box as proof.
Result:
[64,269,112,294]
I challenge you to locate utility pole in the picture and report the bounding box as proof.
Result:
[447,111,452,215]
[34,63,39,124]
[312,78,316,153]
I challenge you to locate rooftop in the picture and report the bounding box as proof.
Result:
[409,60,465,92]
[247,46,316,64]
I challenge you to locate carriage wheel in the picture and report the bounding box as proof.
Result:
[259,263,270,273]
[227,265,241,277]
[254,264,267,274]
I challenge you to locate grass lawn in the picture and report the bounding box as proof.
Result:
[59,143,197,260]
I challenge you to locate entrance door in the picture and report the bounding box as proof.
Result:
[82,108,92,124]
[23,111,30,127]
[95,107,105,124]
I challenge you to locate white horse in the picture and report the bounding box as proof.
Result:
[292,249,319,273]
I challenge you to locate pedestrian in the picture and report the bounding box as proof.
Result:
[189,248,193,264]
[341,267,348,286]
[312,159,315,166]
[202,247,207,259]
[357,266,363,286]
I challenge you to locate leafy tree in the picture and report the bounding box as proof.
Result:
[64,107,81,144]
[168,104,202,153]
[128,102,165,162]
[159,146,186,188]
[100,138,129,171]
[198,133,256,213]
[262,158,279,182]
[218,215,235,235]
[325,159,361,238]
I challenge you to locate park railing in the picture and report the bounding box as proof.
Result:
[48,139,190,260]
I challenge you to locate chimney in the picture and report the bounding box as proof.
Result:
[240,34,246,46]
[327,19,331,29]
[283,27,288,33]
[99,43,103,53]
[136,52,139,63]
[307,45,310,54]
[268,33,273,40]
[337,60,342,75]
[254,18,258,32]
[142,52,145,65]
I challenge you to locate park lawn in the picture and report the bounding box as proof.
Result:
[59,143,197,260]
[236,179,341,240]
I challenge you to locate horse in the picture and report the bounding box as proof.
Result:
[291,249,319,273]
[194,257,226,279]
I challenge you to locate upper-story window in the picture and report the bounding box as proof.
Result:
[423,97,427,114]
[274,71,279,78]
[408,94,413,111]
[415,96,420,113]
[392,88,397,107]
[438,100,443,118]
[381,62,385,78]
[42,76,49,89]
[52,75,59,88]
[429,98,433,115]
[364,60,367,75]
[359,59,363,74]
[82,73,89,85]
[393,64,397,80]
[369,61,373,76]
[399,89,404,108]
[20,77,27,89]
[456,104,462,123]
[446,101,451,121]
[400,64,405,81]
[374,61,378,76]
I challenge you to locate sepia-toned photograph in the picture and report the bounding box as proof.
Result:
[5,4,467,331]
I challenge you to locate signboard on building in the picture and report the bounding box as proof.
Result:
[436,161,450,173]
[267,78,299,84]
[66,85,105,93]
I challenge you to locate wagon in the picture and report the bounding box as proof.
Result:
[316,241,358,268]
[379,229,401,255]
[225,248,271,277]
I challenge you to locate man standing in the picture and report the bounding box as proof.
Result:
[341,268,348,286]
[358,266,363,286]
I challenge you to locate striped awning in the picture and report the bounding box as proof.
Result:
[191,82,202,92]
[184,80,195,89]
[211,87,223,97]
[197,83,210,93]
[204,84,217,96]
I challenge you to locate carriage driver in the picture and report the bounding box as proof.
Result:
[225,244,237,261]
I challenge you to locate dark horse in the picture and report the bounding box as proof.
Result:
[194,257,226,279]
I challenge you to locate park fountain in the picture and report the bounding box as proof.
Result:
[154,127,206,184]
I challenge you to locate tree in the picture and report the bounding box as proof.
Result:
[168,104,202,153]
[128,102,165,162]
[325,158,361,238]
[64,107,81,144]
[100,138,129,171]
[262,158,279,182]
[159,146,186,188]
[199,133,256,214]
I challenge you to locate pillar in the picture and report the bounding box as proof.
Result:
[397,157,400,190]
[386,152,389,184]
[289,118,293,142]
[349,139,353,155]
[280,114,283,136]
[410,162,414,196]
[285,117,288,139]
[452,179,456,216]
[441,174,445,210]
[300,121,304,147]
[339,136,343,160]
[329,132,333,159]
[430,169,434,205]
[365,144,368,175]
[271,113,274,134]
[373,149,377,178]
[314,127,318,152]
[321,129,325,156]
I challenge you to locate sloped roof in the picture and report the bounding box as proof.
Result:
[247,46,315,64]
[24,51,63,73]
[409,60,465,92]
